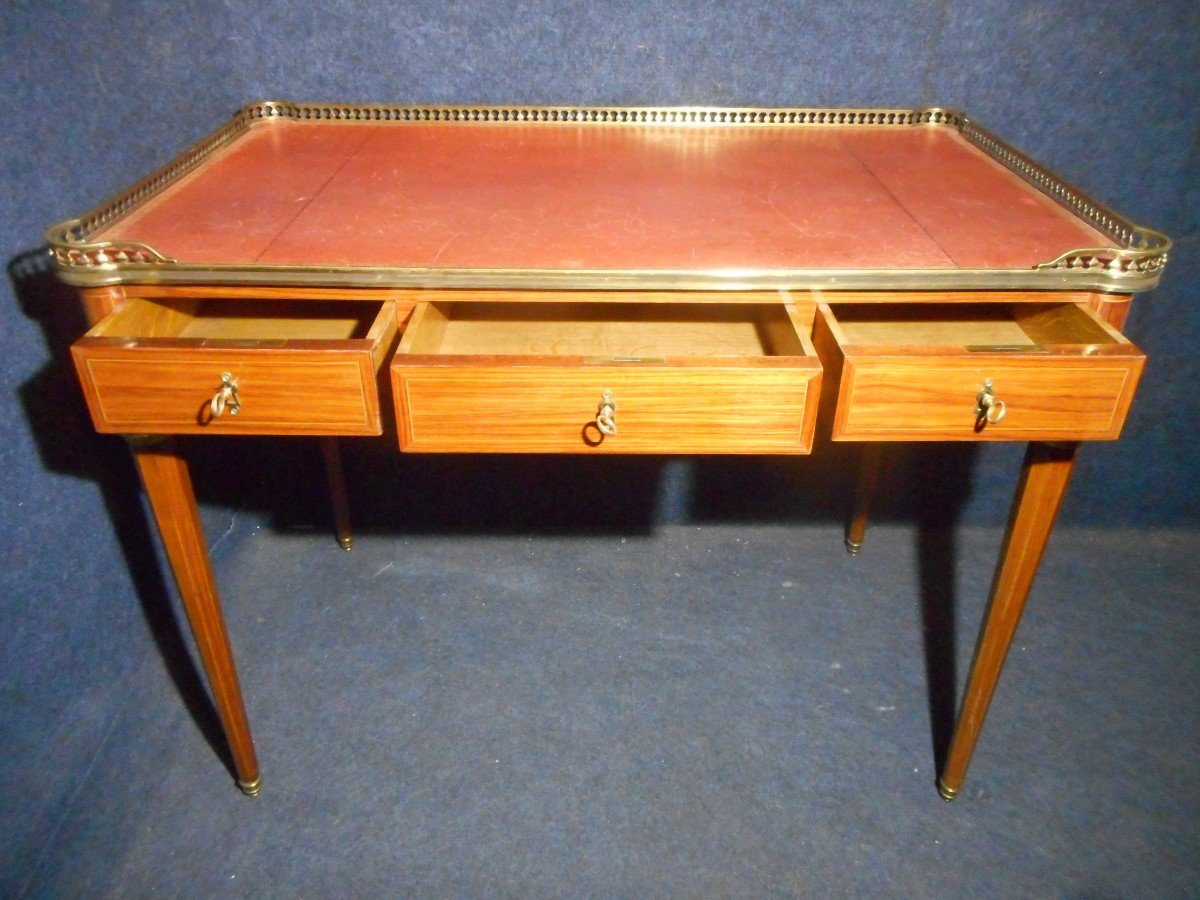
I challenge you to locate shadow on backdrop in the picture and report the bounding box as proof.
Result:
[13,243,980,776]
[11,247,234,779]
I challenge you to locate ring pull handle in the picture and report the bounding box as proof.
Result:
[596,389,617,436]
[210,372,241,418]
[974,378,1006,431]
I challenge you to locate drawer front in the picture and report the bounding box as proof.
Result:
[75,348,382,435]
[835,356,1143,441]
[394,366,819,453]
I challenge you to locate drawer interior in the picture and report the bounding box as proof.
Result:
[400,302,812,359]
[90,298,387,344]
[827,302,1123,351]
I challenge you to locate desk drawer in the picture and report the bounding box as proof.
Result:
[73,298,397,435]
[391,301,822,453]
[815,301,1144,441]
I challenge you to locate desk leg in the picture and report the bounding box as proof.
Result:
[937,441,1078,800]
[845,443,882,555]
[131,438,261,796]
[320,438,353,550]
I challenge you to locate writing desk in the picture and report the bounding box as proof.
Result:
[49,102,1171,800]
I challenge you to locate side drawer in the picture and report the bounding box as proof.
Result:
[814,301,1144,441]
[72,297,397,435]
[391,301,823,453]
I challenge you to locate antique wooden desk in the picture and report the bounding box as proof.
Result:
[48,102,1170,800]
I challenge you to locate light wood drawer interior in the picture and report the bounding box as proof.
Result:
[391,301,823,453]
[73,297,397,435]
[815,301,1144,441]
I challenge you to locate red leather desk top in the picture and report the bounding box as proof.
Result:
[91,119,1113,273]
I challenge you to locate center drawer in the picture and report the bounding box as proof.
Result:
[390,301,823,453]
[814,300,1145,441]
[73,297,397,435]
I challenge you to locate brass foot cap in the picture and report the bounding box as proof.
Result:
[937,778,958,802]
[338,536,354,551]
[844,538,863,556]
[237,776,262,797]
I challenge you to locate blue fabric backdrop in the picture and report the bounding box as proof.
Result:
[2,0,1197,882]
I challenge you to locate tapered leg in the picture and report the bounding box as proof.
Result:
[320,438,353,550]
[845,443,883,555]
[937,441,1079,800]
[131,438,261,795]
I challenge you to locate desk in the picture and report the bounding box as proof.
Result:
[49,102,1171,800]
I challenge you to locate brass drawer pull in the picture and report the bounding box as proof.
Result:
[596,389,617,436]
[210,372,241,417]
[974,378,1006,431]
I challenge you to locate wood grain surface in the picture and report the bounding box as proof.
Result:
[394,366,820,453]
[392,300,821,453]
[132,440,260,794]
[939,441,1079,799]
[73,298,397,435]
[818,301,1144,441]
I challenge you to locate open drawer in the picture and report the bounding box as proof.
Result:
[72,297,397,435]
[390,301,822,453]
[814,301,1144,441]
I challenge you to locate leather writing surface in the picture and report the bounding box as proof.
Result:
[94,119,1113,272]
[837,128,1114,269]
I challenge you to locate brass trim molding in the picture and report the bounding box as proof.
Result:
[49,229,178,269]
[49,261,1164,293]
[46,101,1171,293]
[247,99,966,127]
[958,118,1170,279]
